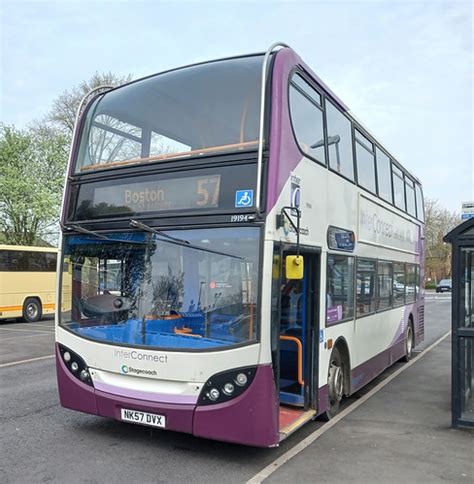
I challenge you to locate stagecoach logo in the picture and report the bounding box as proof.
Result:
[120,364,158,376]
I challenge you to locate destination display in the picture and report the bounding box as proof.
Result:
[71,164,257,220]
[93,174,221,213]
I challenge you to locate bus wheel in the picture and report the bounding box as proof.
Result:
[23,298,42,323]
[325,347,344,419]
[402,322,414,362]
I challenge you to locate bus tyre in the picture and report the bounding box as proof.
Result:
[325,347,344,420]
[402,322,414,362]
[23,298,42,323]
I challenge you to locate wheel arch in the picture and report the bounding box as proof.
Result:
[23,295,43,307]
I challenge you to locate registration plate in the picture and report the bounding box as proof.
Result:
[120,408,166,428]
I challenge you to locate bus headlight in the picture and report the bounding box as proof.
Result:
[197,367,257,405]
[58,344,94,388]
[223,383,235,395]
[80,369,90,381]
[208,388,220,401]
[235,373,248,386]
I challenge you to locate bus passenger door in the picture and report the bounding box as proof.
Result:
[277,249,319,412]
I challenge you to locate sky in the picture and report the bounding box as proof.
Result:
[0,0,472,212]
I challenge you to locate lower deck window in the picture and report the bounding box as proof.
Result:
[406,264,417,303]
[377,261,393,310]
[356,259,376,316]
[393,263,406,306]
[326,255,354,324]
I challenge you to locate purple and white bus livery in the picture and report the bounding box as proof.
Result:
[56,43,425,447]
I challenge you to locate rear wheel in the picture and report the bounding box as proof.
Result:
[23,298,42,323]
[402,322,414,362]
[324,347,345,420]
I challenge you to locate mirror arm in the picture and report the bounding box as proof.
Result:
[277,206,301,256]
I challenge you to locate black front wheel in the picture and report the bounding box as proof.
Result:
[324,347,345,420]
[23,298,42,323]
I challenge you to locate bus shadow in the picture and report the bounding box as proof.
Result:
[72,413,327,466]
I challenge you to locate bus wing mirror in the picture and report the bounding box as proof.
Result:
[286,255,304,280]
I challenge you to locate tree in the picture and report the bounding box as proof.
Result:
[0,124,68,245]
[425,198,459,281]
[49,71,132,134]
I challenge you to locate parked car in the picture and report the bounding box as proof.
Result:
[436,279,452,293]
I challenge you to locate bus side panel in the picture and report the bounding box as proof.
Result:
[0,272,56,318]
[193,364,279,447]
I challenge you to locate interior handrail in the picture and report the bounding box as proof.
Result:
[255,41,290,216]
[80,140,258,172]
[280,335,304,386]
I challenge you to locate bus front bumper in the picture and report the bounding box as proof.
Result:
[55,345,279,447]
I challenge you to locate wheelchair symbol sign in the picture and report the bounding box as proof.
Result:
[235,190,254,208]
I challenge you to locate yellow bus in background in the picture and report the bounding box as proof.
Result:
[0,245,60,322]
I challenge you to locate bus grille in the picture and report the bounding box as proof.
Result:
[417,306,425,337]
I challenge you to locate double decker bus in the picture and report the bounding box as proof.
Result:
[0,245,58,322]
[56,43,425,447]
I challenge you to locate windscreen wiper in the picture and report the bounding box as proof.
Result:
[130,219,190,245]
[129,220,243,260]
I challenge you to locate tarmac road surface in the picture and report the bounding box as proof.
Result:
[0,294,462,483]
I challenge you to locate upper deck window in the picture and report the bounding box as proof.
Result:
[376,147,392,203]
[355,130,376,193]
[415,184,424,221]
[392,164,406,211]
[75,56,263,172]
[289,73,325,164]
[405,177,416,217]
[326,100,354,181]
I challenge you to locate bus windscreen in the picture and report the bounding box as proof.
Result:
[59,227,260,350]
